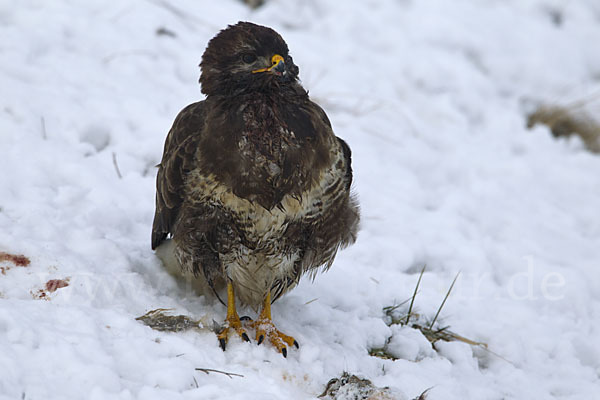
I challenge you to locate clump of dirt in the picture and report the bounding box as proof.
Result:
[319,372,428,400]
[319,372,398,400]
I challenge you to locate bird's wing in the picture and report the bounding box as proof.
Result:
[336,136,354,191]
[151,101,207,250]
[311,100,354,190]
[276,101,359,290]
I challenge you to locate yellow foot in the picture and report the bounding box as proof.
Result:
[217,314,250,351]
[217,282,250,351]
[253,318,299,358]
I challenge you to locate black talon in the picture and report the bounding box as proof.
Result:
[219,338,227,351]
[281,347,287,358]
[257,335,264,345]
[293,340,299,349]
[241,332,250,342]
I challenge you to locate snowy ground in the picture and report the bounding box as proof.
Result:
[1,0,600,399]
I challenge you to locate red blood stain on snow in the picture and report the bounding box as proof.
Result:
[0,252,31,267]
[0,251,31,274]
[32,278,70,300]
[45,279,69,293]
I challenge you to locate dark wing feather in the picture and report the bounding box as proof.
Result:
[336,137,353,190]
[151,101,206,250]
[276,103,359,298]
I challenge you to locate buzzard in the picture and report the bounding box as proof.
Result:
[152,21,359,356]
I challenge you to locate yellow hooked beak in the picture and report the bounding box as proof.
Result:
[252,54,285,74]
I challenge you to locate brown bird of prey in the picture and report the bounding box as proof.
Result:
[152,21,359,357]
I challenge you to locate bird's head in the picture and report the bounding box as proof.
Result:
[200,21,301,97]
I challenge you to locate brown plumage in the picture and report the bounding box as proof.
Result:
[151,22,359,355]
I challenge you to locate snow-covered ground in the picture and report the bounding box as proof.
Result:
[1,0,600,398]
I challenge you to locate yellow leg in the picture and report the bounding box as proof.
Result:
[253,292,299,357]
[217,282,250,350]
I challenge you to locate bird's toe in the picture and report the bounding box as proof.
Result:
[253,319,298,357]
[217,315,251,350]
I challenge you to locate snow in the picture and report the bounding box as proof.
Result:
[1,0,600,399]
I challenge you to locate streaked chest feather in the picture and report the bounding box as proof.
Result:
[183,148,346,305]
[187,157,342,236]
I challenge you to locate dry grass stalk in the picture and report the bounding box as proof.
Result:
[370,272,488,361]
[136,308,208,332]
[242,0,265,9]
[406,264,426,325]
[527,104,600,153]
[411,324,486,348]
[195,368,244,379]
[429,272,459,329]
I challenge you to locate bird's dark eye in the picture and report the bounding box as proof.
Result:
[241,54,257,64]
